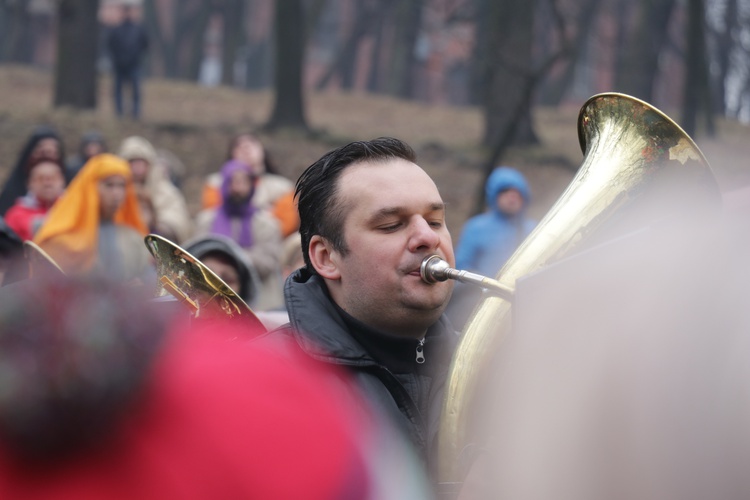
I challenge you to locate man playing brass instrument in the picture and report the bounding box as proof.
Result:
[265,137,458,474]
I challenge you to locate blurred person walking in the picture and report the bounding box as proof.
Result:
[106,4,148,119]
[33,154,151,284]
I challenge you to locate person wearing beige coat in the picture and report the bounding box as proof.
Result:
[118,136,192,244]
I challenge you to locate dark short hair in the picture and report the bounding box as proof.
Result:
[295,137,416,274]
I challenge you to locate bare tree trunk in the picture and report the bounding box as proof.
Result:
[221,0,245,85]
[615,0,677,102]
[481,0,536,147]
[681,0,714,137]
[315,1,373,91]
[473,0,572,213]
[539,0,600,106]
[366,2,387,92]
[145,0,209,80]
[1,0,33,63]
[468,0,490,106]
[242,0,273,89]
[186,2,215,82]
[266,0,309,131]
[385,0,423,98]
[143,0,172,77]
[712,0,738,115]
[611,0,632,92]
[54,0,100,109]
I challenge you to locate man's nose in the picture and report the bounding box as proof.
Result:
[408,217,440,252]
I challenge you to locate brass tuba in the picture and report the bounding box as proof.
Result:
[437,93,721,481]
[145,234,266,333]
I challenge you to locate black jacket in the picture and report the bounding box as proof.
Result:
[262,268,458,466]
[107,20,149,72]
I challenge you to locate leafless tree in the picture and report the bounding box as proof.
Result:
[614,0,677,102]
[472,0,573,213]
[54,0,100,109]
[266,0,309,131]
[681,0,715,136]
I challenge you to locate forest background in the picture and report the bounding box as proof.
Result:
[0,0,748,235]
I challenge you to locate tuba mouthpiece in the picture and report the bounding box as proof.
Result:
[420,255,515,300]
[421,255,451,284]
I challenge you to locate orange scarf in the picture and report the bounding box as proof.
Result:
[34,154,147,274]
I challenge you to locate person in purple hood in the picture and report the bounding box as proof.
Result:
[195,160,283,310]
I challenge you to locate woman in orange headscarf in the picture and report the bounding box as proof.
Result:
[34,154,151,282]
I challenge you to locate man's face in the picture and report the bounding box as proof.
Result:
[98,175,127,221]
[128,159,150,184]
[317,159,455,338]
[27,162,65,205]
[496,188,524,216]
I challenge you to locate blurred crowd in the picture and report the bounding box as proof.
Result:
[0,125,541,499]
[2,119,748,500]
[0,125,304,320]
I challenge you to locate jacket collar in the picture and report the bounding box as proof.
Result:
[283,268,457,368]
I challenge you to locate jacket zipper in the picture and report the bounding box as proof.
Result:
[416,338,425,364]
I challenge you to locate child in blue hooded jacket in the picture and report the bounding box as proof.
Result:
[455,167,536,277]
[447,167,536,329]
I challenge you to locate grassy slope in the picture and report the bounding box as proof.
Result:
[1,65,747,236]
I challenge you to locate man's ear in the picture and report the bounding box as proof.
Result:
[309,235,341,280]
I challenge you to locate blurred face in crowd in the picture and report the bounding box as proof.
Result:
[311,159,455,338]
[202,253,241,295]
[27,162,65,206]
[98,175,128,222]
[496,188,524,216]
[128,159,150,184]
[227,170,254,204]
[30,138,61,163]
[232,135,265,175]
[84,142,105,160]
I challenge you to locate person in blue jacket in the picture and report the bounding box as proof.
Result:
[455,166,536,276]
[448,167,536,329]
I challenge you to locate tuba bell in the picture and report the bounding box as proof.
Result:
[437,93,721,482]
[145,234,266,333]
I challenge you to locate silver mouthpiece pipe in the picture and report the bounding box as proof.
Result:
[420,255,514,301]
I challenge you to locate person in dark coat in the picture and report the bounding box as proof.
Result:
[106,5,149,119]
[259,137,458,478]
[66,130,107,179]
[0,126,66,217]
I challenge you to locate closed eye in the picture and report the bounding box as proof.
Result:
[378,222,402,232]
